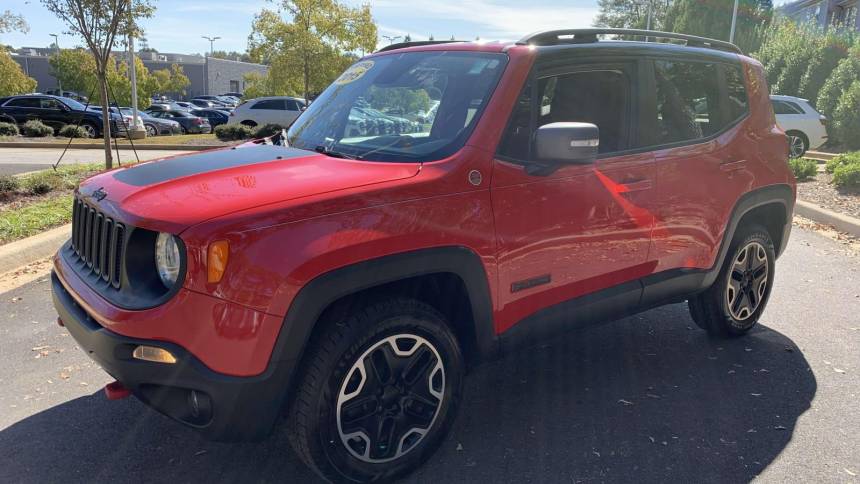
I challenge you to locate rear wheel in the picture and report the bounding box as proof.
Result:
[786,131,808,158]
[689,224,775,338]
[80,122,98,138]
[180,125,188,135]
[145,124,158,137]
[287,298,463,483]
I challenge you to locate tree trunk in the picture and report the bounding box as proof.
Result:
[98,76,113,169]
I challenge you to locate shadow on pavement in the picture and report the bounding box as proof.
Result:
[0,303,815,483]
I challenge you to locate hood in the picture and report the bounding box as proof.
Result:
[79,144,420,233]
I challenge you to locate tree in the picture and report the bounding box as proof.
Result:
[149,64,190,96]
[664,0,772,52]
[832,81,860,150]
[210,50,252,62]
[403,34,412,43]
[0,10,28,34]
[248,0,377,101]
[41,0,154,169]
[0,49,38,96]
[817,44,860,117]
[594,0,672,30]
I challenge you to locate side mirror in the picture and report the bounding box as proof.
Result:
[534,122,599,165]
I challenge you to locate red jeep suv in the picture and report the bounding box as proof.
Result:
[52,29,795,482]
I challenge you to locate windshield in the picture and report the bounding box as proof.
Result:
[59,97,87,111]
[287,51,507,162]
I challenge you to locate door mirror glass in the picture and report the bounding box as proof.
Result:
[534,122,599,165]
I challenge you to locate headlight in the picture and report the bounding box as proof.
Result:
[155,232,182,288]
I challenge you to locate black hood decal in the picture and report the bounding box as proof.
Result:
[113,145,312,187]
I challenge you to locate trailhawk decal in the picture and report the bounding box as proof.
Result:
[112,145,312,186]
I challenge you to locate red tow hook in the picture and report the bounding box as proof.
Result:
[104,381,132,400]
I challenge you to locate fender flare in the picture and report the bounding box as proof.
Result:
[262,246,497,406]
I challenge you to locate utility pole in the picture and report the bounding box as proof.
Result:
[729,0,739,43]
[382,35,402,45]
[50,33,62,92]
[128,33,144,138]
[202,35,221,56]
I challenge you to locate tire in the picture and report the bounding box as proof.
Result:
[688,224,776,338]
[786,131,808,158]
[287,298,464,483]
[145,124,158,137]
[180,125,188,135]
[80,122,98,138]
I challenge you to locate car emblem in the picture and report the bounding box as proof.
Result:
[91,187,108,202]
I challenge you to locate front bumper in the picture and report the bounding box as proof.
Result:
[51,270,292,441]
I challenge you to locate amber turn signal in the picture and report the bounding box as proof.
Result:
[207,240,230,283]
[132,345,177,364]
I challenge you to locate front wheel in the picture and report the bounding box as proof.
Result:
[287,298,463,483]
[689,224,776,338]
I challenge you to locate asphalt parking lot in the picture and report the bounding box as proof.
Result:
[0,224,857,483]
[0,148,191,176]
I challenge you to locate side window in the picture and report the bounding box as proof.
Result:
[41,99,62,110]
[252,99,286,110]
[285,99,299,111]
[497,81,532,161]
[654,60,720,144]
[772,100,799,115]
[537,69,630,154]
[724,65,748,122]
[7,97,40,108]
[785,101,806,114]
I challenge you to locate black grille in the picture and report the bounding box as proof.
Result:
[71,197,124,288]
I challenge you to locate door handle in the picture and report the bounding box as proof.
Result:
[720,159,747,172]
[619,179,653,193]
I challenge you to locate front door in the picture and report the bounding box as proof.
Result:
[491,61,658,333]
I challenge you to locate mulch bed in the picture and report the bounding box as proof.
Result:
[796,171,860,220]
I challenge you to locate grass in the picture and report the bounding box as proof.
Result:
[0,163,112,244]
[0,193,73,243]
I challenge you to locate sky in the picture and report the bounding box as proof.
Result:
[1,0,603,55]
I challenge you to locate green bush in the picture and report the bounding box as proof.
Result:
[21,171,62,195]
[832,162,860,189]
[832,81,860,150]
[817,44,860,118]
[825,152,860,174]
[0,122,19,136]
[0,174,19,195]
[789,158,818,181]
[20,119,54,137]
[253,123,286,138]
[58,124,91,138]
[214,124,253,141]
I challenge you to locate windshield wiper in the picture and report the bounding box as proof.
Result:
[314,145,355,160]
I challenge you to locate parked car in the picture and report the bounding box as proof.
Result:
[144,109,211,134]
[0,94,122,137]
[86,106,145,134]
[172,101,198,111]
[193,95,237,108]
[770,95,827,158]
[190,108,230,127]
[146,102,185,112]
[119,108,182,136]
[188,99,220,110]
[53,30,794,483]
[44,89,89,103]
[221,91,243,98]
[226,96,306,127]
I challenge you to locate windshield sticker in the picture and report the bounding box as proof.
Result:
[335,61,374,85]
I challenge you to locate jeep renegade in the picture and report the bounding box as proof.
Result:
[52,29,795,482]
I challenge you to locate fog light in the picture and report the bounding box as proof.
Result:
[132,345,177,364]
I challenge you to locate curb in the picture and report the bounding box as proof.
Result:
[806,150,837,161]
[0,224,70,275]
[795,200,860,238]
[0,142,215,151]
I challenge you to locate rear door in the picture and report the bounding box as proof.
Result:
[250,98,287,125]
[491,58,658,332]
[645,58,751,273]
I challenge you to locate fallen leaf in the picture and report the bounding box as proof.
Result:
[648,436,655,443]
[194,450,207,456]
[774,425,787,430]
[845,469,857,477]
[833,368,846,373]
[618,399,634,406]
[750,393,762,397]
[646,393,661,399]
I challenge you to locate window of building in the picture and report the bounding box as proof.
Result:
[654,60,721,144]
[229,80,240,93]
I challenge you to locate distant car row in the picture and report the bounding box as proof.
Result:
[0,94,139,138]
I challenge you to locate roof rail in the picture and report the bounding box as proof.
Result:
[375,40,466,53]
[517,28,742,55]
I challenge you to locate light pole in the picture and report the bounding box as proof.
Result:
[382,35,402,45]
[202,35,221,56]
[50,33,62,92]
[729,0,739,43]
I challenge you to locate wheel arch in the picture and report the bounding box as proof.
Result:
[264,246,497,415]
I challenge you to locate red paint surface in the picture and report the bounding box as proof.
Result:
[59,44,793,377]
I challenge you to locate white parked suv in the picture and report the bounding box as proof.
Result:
[227,96,306,128]
[770,95,828,158]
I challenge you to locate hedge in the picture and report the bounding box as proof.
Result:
[20,120,54,137]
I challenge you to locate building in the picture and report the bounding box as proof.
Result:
[779,0,859,30]
[10,48,268,100]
